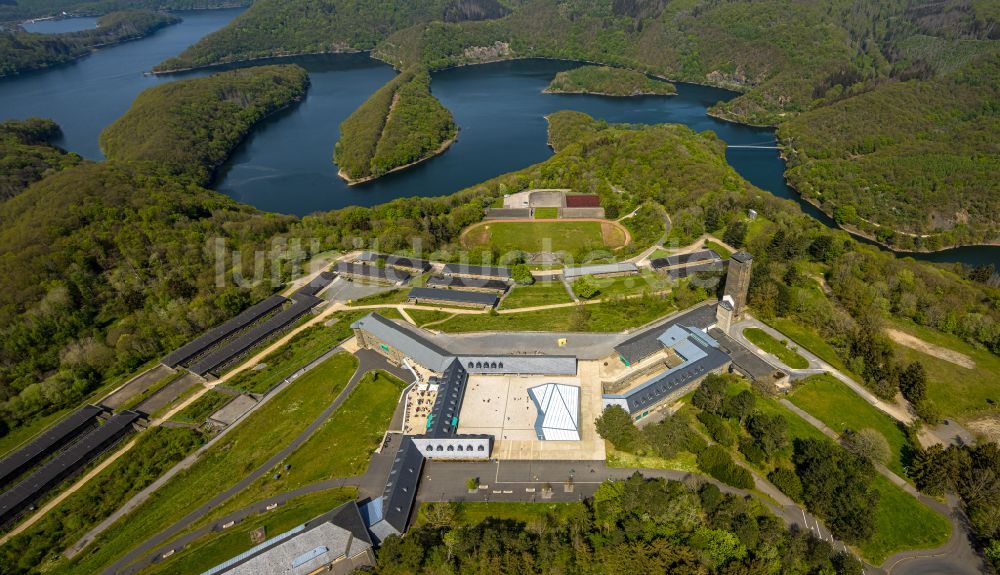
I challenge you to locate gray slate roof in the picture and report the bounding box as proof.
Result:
[351,313,455,373]
[335,262,411,283]
[613,304,718,365]
[457,355,578,375]
[408,287,498,307]
[161,295,286,368]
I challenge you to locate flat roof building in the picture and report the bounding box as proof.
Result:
[563,262,638,280]
[0,405,105,489]
[0,410,141,525]
[334,262,411,285]
[357,252,432,274]
[441,263,512,281]
[407,287,498,309]
[425,275,509,293]
[202,501,374,575]
[161,295,286,368]
[529,383,580,441]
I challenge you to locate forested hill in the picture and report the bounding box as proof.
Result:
[0,118,81,201]
[780,51,1000,249]
[334,69,456,183]
[154,0,999,126]
[0,0,248,22]
[101,64,309,186]
[546,65,676,97]
[153,0,453,72]
[0,10,180,77]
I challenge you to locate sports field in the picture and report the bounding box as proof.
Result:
[461,220,628,253]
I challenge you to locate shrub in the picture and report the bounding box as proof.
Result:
[511,263,534,285]
[739,436,767,465]
[697,445,755,489]
[842,428,891,465]
[697,411,735,446]
[596,405,645,453]
[573,275,599,299]
[768,467,804,502]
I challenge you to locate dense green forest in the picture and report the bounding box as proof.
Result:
[0,0,247,21]
[0,10,179,77]
[0,118,81,201]
[152,0,452,71]
[545,65,676,96]
[376,474,862,574]
[154,0,996,124]
[100,64,309,185]
[334,68,456,183]
[780,52,1000,247]
[143,0,999,244]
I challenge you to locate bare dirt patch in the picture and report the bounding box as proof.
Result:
[600,221,630,247]
[885,328,975,369]
[966,415,1000,444]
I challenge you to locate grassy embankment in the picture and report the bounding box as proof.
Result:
[142,488,357,575]
[742,327,809,369]
[884,318,1000,421]
[334,69,456,184]
[788,374,913,479]
[500,281,573,309]
[437,293,678,332]
[545,65,676,97]
[54,352,359,575]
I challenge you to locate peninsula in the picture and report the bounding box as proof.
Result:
[334,69,456,185]
[545,65,676,97]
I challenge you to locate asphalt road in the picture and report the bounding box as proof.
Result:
[100,350,414,575]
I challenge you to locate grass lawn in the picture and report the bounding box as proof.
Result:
[463,220,626,252]
[437,295,676,333]
[226,324,345,394]
[207,370,406,517]
[118,371,185,411]
[169,390,232,424]
[501,281,573,309]
[55,352,359,575]
[606,445,699,473]
[860,474,951,564]
[885,318,1000,420]
[789,374,914,479]
[765,317,852,374]
[414,501,586,528]
[742,327,809,369]
[406,308,455,326]
[533,207,559,219]
[704,240,732,259]
[144,488,357,575]
[586,271,670,299]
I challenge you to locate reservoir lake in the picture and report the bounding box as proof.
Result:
[0,9,996,268]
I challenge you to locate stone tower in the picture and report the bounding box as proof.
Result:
[723,251,753,321]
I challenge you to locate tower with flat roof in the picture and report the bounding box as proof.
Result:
[723,251,753,321]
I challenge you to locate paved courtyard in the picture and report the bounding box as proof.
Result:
[457,362,605,461]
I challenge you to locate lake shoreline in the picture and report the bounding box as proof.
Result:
[542,87,677,97]
[337,130,459,186]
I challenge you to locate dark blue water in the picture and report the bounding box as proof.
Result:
[219,58,798,214]
[21,17,98,33]
[0,9,245,158]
